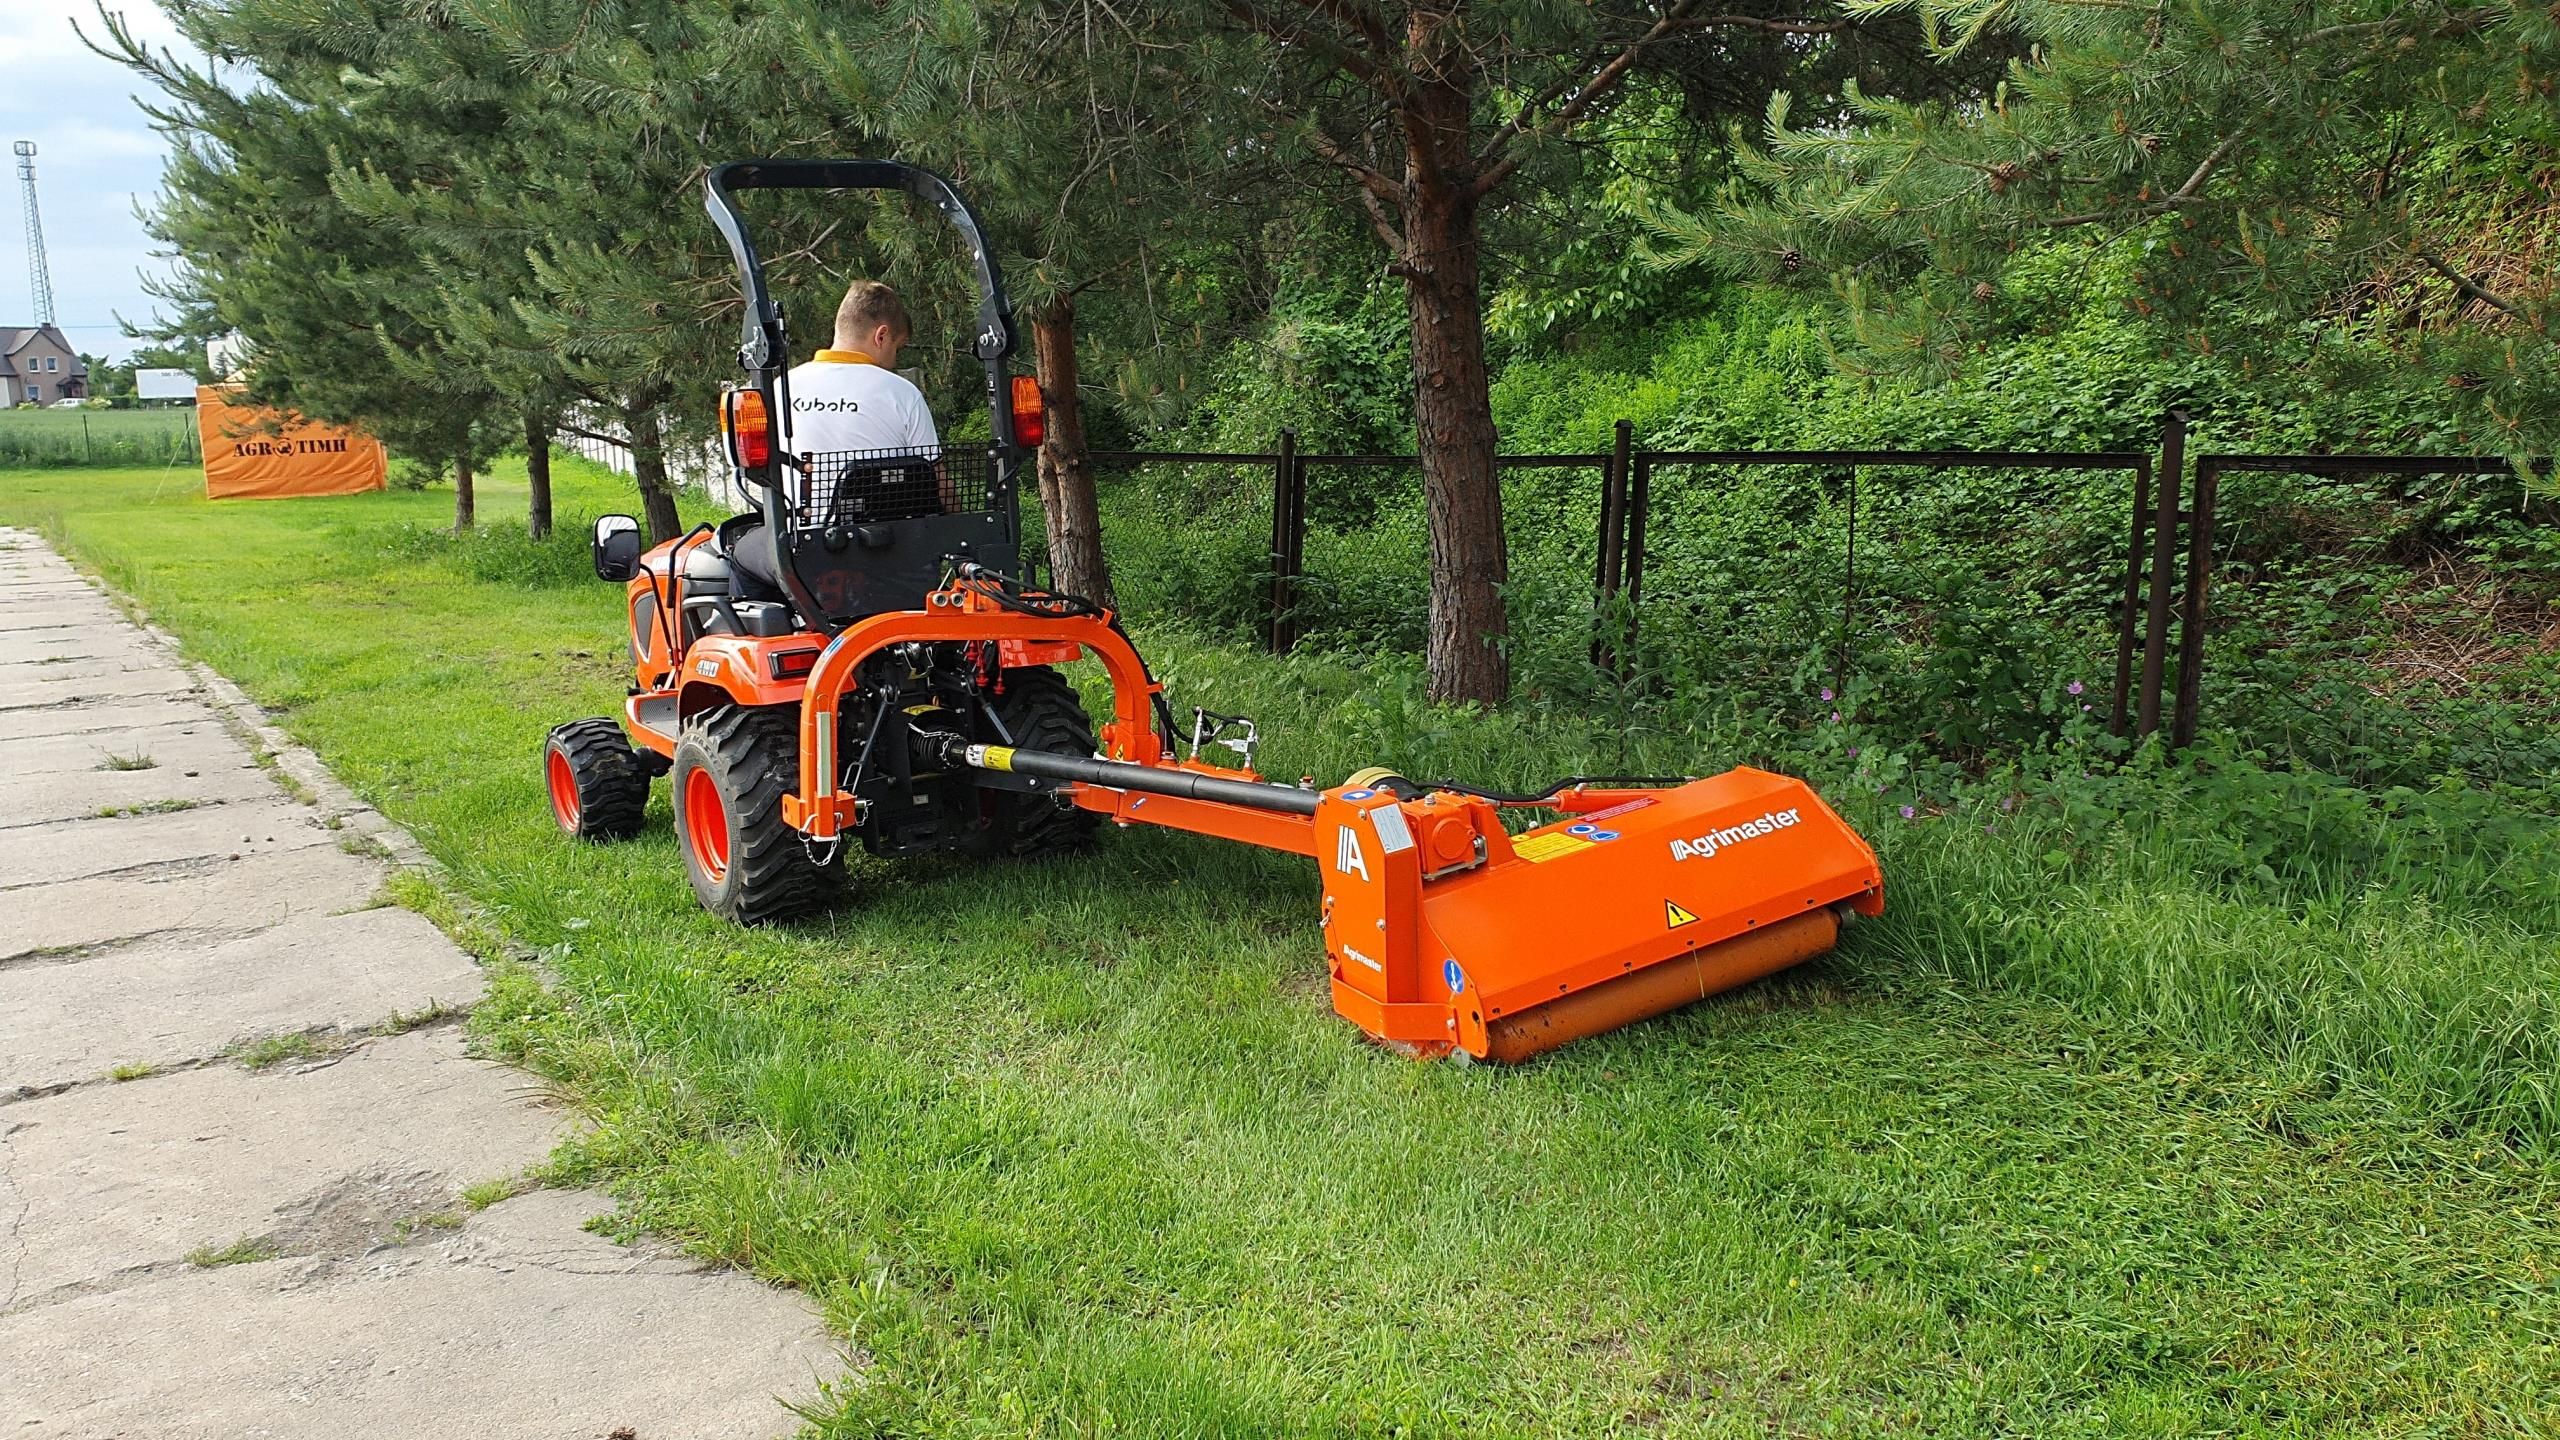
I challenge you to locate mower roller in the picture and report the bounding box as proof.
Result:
[543,158,1884,1062]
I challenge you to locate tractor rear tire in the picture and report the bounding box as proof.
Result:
[672,706,842,925]
[545,717,651,842]
[977,666,1101,858]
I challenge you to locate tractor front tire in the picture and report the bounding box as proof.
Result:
[977,666,1101,858]
[545,718,650,842]
[672,706,843,925]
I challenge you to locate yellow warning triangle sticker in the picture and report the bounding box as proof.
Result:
[1665,899,1699,930]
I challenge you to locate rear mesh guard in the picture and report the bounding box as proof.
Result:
[791,447,998,535]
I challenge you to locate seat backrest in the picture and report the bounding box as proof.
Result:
[776,447,1015,625]
[798,450,947,529]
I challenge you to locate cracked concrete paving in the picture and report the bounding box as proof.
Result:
[0,529,834,1437]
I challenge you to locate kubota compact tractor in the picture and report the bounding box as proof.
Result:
[543,159,1884,1061]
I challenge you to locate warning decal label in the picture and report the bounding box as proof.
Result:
[1514,832,1595,864]
[1665,899,1700,929]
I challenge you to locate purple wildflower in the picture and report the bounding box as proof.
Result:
[1820,687,1835,702]
[1899,805,1916,820]
[1830,711,1842,724]
[1847,747,1860,759]
[2066,680,2085,696]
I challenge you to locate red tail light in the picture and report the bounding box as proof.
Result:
[721,386,771,469]
[770,648,819,680]
[1010,373,1045,449]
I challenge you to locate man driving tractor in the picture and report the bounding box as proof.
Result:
[784,279,940,459]
[723,279,950,589]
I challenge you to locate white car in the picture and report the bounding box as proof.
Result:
[47,398,86,409]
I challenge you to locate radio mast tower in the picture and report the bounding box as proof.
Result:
[14,142,56,327]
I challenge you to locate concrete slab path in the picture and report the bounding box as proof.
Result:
[0,528,836,1438]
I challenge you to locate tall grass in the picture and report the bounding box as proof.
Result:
[0,407,200,468]
[1868,774,2560,1146]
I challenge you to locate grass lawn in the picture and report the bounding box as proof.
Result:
[5,459,2555,1437]
[0,406,199,468]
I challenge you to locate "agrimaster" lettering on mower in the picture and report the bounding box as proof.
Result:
[1668,808,1802,861]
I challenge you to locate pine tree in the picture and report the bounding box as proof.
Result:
[1027,2,1988,702]
[105,5,505,527]
[776,0,1265,607]
[1650,1,2560,455]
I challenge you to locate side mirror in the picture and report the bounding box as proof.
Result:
[592,514,642,582]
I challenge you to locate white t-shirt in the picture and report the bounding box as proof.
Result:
[781,353,940,459]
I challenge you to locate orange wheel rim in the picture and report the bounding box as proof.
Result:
[683,767,731,882]
[546,748,581,830]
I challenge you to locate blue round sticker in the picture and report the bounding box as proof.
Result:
[1443,959,1466,994]
[1340,788,1375,801]
[1588,829,1620,842]
[1568,823,1597,836]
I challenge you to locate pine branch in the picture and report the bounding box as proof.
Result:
[2412,245,2544,335]
[1474,7,1856,197]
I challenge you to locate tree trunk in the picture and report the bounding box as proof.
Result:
[524,411,553,541]
[623,394,682,543]
[1031,294,1113,607]
[1399,59,1509,705]
[453,452,477,531]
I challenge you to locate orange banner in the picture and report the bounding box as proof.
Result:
[197,386,387,500]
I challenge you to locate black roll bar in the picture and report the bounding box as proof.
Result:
[701,158,1031,630]
[704,159,1017,381]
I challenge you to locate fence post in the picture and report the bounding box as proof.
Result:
[2109,456,2150,738]
[1620,453,1653,673]
[1268,428,1300,655]
[1283,444,1307,651]
[1592,419,1632,672]
[82,414,91,465]
[2170,457,2220,750]
[2136,413,2186,741]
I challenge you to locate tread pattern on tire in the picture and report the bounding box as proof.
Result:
[547,717,651,842]
[676,705,842,924]
[981,667,1101,858]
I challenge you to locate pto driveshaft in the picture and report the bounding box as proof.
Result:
[942,739,1322,815]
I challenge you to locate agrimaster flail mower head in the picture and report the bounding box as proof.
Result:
[540,158,1884,1062]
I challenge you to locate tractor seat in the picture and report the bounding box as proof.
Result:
[713,512,790,604]
[673,514,796,639]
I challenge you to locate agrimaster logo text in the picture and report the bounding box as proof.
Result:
[1669,808,1802,861]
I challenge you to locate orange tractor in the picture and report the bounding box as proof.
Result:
[544,160,1883,1062]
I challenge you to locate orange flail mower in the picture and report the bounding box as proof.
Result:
[543,159,1883,1062]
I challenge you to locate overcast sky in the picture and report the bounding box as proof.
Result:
[2,2,191,362]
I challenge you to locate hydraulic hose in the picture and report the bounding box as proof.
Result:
[942,738,1321,816]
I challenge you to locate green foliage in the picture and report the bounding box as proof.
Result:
[1652,0,2560,456]
[1104,260,2558,797]
[1173,278,1416,460]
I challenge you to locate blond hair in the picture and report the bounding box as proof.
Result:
[833,280,910,347]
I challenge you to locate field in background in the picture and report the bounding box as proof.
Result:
[4,460,2555,1437]
[0,406,200,468]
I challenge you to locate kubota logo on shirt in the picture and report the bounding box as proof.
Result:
[1669,808,1801,861]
